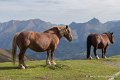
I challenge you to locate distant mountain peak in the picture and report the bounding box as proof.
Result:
[27,19,43,22]
[71,22,77,24]
[87,18,101,25]
[90,18,99,21]
[9,20,19,23]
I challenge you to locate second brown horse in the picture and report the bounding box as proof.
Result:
[12,25,72,69]
[87,32,114,59]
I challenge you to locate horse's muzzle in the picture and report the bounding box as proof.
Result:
[69,37,72,42]
[111,42,114,44]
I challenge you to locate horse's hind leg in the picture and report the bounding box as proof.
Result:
[87,44,92,59]
[46,50,51,65]
[94,48,99,59]
[19,49,27,69]
[51,50,56,65]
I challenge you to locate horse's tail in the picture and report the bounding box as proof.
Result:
[87,35,92,59]
[12,33,19,65]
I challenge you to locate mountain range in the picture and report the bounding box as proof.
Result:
[0,18,120,60]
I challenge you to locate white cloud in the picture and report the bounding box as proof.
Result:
[0,0,120,24]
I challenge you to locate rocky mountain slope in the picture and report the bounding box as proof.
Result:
[0,18,120,60]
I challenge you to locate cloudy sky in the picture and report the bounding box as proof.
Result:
[0,0,120,24]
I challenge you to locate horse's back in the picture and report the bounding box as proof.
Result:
[87,33,99,42]
[17,31,48,40]
[17,31,51,42]
[18,31,37,37]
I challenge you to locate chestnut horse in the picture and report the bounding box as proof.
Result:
[12,25,72,69]
[87,32,114,59]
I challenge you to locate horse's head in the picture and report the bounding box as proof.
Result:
[107,32,115,44]
[57,25,73,42]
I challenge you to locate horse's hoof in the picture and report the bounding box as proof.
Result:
[96,56,100,59]
[46,63,51,66]
[51,61,56,65]
[87,58,91,60]
[20,66,25,69]
[104,56,107,59]
[19,64,26,69]
[24,65,29,68]
[46,61,51,65]
[102,56,107,59]
[90,56,93,59]
[87,56,93,60]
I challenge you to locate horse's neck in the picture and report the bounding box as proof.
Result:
[44,30,62,40]
[101,34,110,44]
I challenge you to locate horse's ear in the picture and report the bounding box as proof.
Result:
[66,25,69,29]
[108,31,110,34]
[111,32,113,35]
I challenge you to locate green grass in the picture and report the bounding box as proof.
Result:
[115,75,120,80]
[0,57,120,80]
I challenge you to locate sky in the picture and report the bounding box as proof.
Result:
[0,0,120,24]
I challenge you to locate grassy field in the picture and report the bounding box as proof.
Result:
[0,56,120,80]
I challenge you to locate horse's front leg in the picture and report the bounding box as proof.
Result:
[102,48,107,59]
[50,50,56,65]
[46,50,51,65]
[102,49,104,58]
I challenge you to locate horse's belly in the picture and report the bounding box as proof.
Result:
[98,46,103,49]
[29,44,49,52]
[98,43,104,49]
[29,47,45,52]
